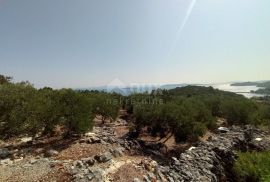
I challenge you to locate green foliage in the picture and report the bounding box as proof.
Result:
[57,89,94,134]
[220,98,257,125]
[0,79,120,138]
[0,75,12,85]
[0,83,94,137]
[132,96,215,142]
[0,82,39,136]
[168,85,218,96]
[79,91,121,123]
[1,76,270,143]
[91,94,119,123]
[257,104,270,128]
[234,152,270,182]
[128,86,270,142]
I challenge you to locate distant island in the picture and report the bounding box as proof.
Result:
[231,82,258,86]
[231,81,270,95]
[251,88,270,95]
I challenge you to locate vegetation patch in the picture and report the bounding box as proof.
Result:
[125,86,270,143]
[0,75,121,138]
[234,151,270,182]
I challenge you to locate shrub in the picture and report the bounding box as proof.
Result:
[132,97,214,142]
[0,75,12,85]
[129,86,270,142]
[0,82,39,136]
[78,91,121,124]
[221,98,257,125]
[57,89,94,134]
[0,82,95,137]
[234,152,270,182]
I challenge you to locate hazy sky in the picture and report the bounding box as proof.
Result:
[0,0,269,88]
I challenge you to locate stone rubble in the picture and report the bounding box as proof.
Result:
[0,123,270,182]
[0,148,10,159]
[45,149,59,157]
[151,126,270,182]
[62,125,270,182]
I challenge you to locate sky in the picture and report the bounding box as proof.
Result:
[0,0,270,88]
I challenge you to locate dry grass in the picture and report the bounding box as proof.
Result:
[139,132,178,150]
[109,163,144,182]
[0,159,70,182]
[114,126,130,138]
[55,143,108,160]
[199,131,212,142]
[39,163,72,182]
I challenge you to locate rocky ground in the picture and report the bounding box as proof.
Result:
[0,119,270,182]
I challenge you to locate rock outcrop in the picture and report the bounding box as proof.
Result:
[1,122,270,182]
[138,126,270,182]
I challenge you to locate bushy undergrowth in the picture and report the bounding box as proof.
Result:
[125,86,270,142]
[0,75,120,138]
[132,97,215,142]
[234,152,270,182]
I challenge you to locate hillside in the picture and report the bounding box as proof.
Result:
[1,76,270,181]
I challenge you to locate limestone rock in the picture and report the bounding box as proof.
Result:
[133,178,141,182]
[0,148,10,159]
[82,157,96,166]
[45,149,59,157]
[110,147,124,158]
[95,152,113,163]
[0,158,13,165]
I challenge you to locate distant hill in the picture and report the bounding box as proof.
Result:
[160,84,188,90]
[231,82,258,86]
[252,88,270,95]
[257,81,270,88]
[231,81,270,87]
[77,84,189,95]
[168,85,237,97]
